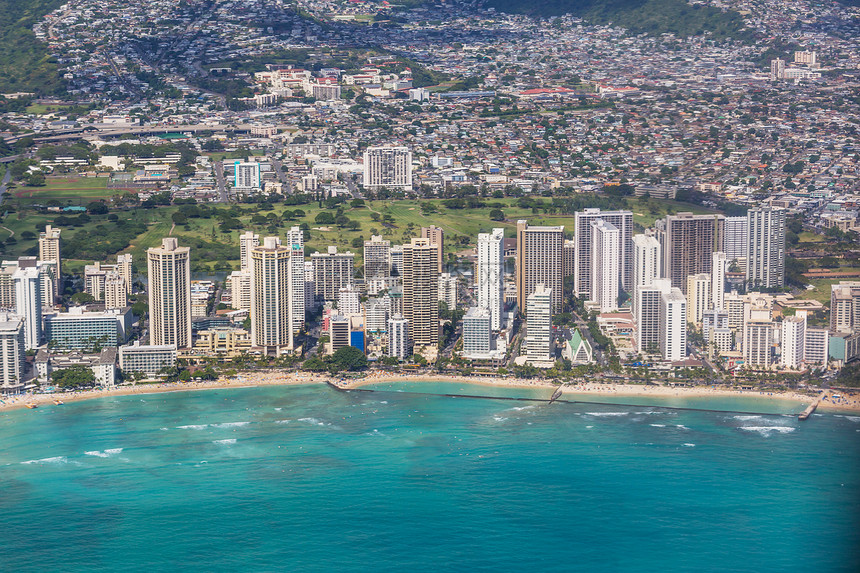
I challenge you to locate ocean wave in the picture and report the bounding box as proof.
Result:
[682,443,695,447]
[176,424,208,430]
[211,421,250,428]
[739,426,796,436]
[634,411,670,415]
[21,456,74,465]
[843,416,860,423]
[650,424,666,428]
[676,425,690,430]
[84,448,123,458]
[585,425,594,429]
[213,439,236,445]
[493,416,508,422]
[733,415,762,421]
[585,412,628,417]
[298,417,328,426]
[274,419,290,424]
[274,408,282,411]
[508,405,536,412]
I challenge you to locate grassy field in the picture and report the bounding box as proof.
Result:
[10,176,117,203]
[0,193,722,277]
[24,103,75,115]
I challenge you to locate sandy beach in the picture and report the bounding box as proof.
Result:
[2,370,859,414]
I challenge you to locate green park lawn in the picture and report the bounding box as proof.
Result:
[10,176,118,203]
[0,192,723,278]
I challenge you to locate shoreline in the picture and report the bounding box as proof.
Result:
[2,371,859,414]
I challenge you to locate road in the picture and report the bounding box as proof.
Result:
[213,161,229,202]
[0,167,12,204]
[270,156,290,188]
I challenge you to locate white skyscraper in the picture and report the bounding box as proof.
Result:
[116,254,133,295]
[462,306,492,358]
[711,251,727,310]
[239,231,260,272]
[13,266,43,351]
[363,235,391,279]
[477,228,505,331]
[147,238,192,349]
[574,209,633,295]
[636,278,672,356]
[590,220,620,313]
[525,284,553,366]
[363,146,413,191]
[338,284,361,316]
[781,314,806,370]
[39,225,62,301]
[686,273,711,327]
[659,287,687,362]
[632,233,661,317]
[746,207,786,289]
[0,312,26,393]
[234,161,261,189]
[388,314,409,360]
[251,237,291,354]
[286,227,306,335]
[723,216,748,270]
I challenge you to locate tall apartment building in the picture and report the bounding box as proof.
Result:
[234,161,261,189]
[363,235,391,279]
[723,216,748,270]
[632,233,660,317]
[525,284,553,366]
[516,221,564,315]
[830,281,860,332]
[590,219,620,313]
[389,246,404,277]
[13,266,42,350]
[1,257,55,314]
[477,228,504,330]
[39,224,62,301]
[104,272,127,310]
[0,312,26,393]
[421,225,445,273]
[635,278,687,362]
[147,238,191,349]
[659,287,688,362]
[388,314,409,360]
[563,239,575,279]
[311,247,354,302]
[229,270,252,310]
[686,273,711,326]
[250,237,292,354]
[363,146,412,191]
[804,328,829,367]
[239,231,260,272]
[711,251,727,311]
[338,284,361,316]
[656,212,724,294]
[285,226,306,335]
[574,209,633,295]
[117,254,133,295]
[743,300,773,369]
[462,306,492,358]
[781,314,806,369]
[402,238,440,352]
[438,273,458,309]
[746,207,786,289]
[770,58,786,81]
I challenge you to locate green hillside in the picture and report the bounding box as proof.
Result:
[0,0,66,95]
[486,0,750,41]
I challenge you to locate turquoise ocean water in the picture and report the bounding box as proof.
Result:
[1,381,859,572]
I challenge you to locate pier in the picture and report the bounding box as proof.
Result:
[798,390,828,421]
